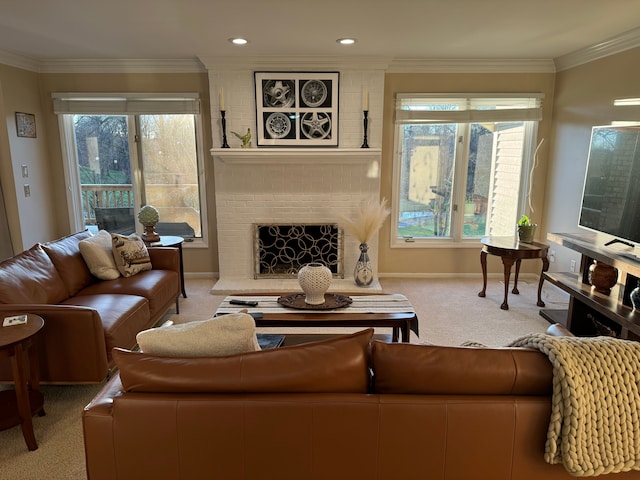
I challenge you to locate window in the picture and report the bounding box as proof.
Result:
[53,93,207,242]
[392,94,542,246]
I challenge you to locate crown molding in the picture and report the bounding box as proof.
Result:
[0,49,40,72]
[198,55,392,72]
[554,26,640,71]
[387,58,556,73]
[38,58,206,74]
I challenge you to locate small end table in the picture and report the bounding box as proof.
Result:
[477,236,549,310]
[150,235,187,298]
[0,314,45,451]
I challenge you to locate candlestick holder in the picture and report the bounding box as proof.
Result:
[361,110,370,148]
[220,110,230,148]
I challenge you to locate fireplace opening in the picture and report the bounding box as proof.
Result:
[253,224,343,279]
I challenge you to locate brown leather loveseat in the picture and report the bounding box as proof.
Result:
[82,328,638,480]
[0,231,180,383]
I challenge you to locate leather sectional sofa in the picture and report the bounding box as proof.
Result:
[83,328,638,480]
[0,231,180,383]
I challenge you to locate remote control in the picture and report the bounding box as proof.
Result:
[229,299,258,307]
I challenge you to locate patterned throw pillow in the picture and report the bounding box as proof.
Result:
[111,233,152,277]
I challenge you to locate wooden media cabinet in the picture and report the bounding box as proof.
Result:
[543,232,640,341]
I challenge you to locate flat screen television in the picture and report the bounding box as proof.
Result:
[579,125,640,246]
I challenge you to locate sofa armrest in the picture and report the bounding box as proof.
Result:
[83,374,122,480]
[0,304,109,382]
[147,247,180,275]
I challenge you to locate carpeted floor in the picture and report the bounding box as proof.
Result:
[0,276,568,479]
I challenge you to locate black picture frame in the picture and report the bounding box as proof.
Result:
[15,112,36,138]
[254,72,339,147]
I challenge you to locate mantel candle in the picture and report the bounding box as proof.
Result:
[362,87,369,111]
[219,88,225,111]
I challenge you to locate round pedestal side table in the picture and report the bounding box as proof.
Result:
[0,314,45,451]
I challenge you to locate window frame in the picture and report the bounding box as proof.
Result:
[390,93,542,249]
[54,93,208,247]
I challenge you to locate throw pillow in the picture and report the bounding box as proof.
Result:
[136,313,261,357]
[111,233,152,277]
[78,230,121,280]
[114,328,374,393]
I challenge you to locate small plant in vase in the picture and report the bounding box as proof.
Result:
[341,197,390,287]
[517,214,537,243]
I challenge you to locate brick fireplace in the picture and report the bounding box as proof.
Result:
[200,57,386,293]
[210,148,382,293]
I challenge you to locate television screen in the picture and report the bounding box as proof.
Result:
[579,125,640,245]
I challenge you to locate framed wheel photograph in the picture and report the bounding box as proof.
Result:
[254,72,339,147]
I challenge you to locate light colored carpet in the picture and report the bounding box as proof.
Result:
[0,276,568,479]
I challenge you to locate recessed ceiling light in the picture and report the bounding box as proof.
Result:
[337,38,357,45]
[229,38,249,45]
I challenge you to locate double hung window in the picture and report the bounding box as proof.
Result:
[53,93,206,242]
[392,94,542,246]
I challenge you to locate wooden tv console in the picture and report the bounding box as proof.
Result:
[543,232,640,340]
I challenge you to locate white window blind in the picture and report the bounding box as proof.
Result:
[395,93,543,124]
[52,93,200,114]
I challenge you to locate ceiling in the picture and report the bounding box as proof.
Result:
[1,0,640,65]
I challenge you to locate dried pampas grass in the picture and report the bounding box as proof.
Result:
[341,197,390,244]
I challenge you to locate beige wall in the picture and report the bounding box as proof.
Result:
[38,72,217,274]
[0,64,56,252]
[4,50,637,277]
[545,47,640,272]
[378,72,556,275]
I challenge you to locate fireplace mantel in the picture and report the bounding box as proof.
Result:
[211,148,381,165]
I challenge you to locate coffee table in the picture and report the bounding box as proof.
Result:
[215,294,419,343]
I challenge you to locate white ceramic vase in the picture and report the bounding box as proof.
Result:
[298,263,332,305]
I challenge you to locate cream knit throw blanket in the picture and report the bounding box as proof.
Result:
[509,333,640,477]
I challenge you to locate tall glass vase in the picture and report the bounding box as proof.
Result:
[354,243,374,287]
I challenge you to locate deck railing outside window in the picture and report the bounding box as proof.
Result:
[81,184,133,224]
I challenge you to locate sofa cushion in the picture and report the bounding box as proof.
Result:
[79,230,121,280]
[0,244,69,304]
[111,233,152,277]
[41,230,94,296]
[371,341,552,395]
[75,269,178,320]
[113,328,374,393]
[136,313,261,357]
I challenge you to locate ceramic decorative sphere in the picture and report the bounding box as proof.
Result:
[138,205,160,226]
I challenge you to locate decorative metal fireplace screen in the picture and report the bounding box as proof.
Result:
[253,224,343,279]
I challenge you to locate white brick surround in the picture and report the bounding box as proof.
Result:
[200,57,385,293]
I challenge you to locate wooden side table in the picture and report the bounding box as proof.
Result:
[477,236,550,310]
[152,235,187,298]
[0,314,45,451]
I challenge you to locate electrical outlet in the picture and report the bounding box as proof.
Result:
[570,259,576,272]
[549,250,556,263]
[23,184,30,197]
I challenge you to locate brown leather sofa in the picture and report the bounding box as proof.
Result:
[0,231,180,383]
[82,328,637,480]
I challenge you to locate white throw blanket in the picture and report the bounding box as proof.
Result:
[509,333,640,477]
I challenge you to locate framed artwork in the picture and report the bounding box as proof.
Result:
[15,112,36,138]
[254,72,339,147]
